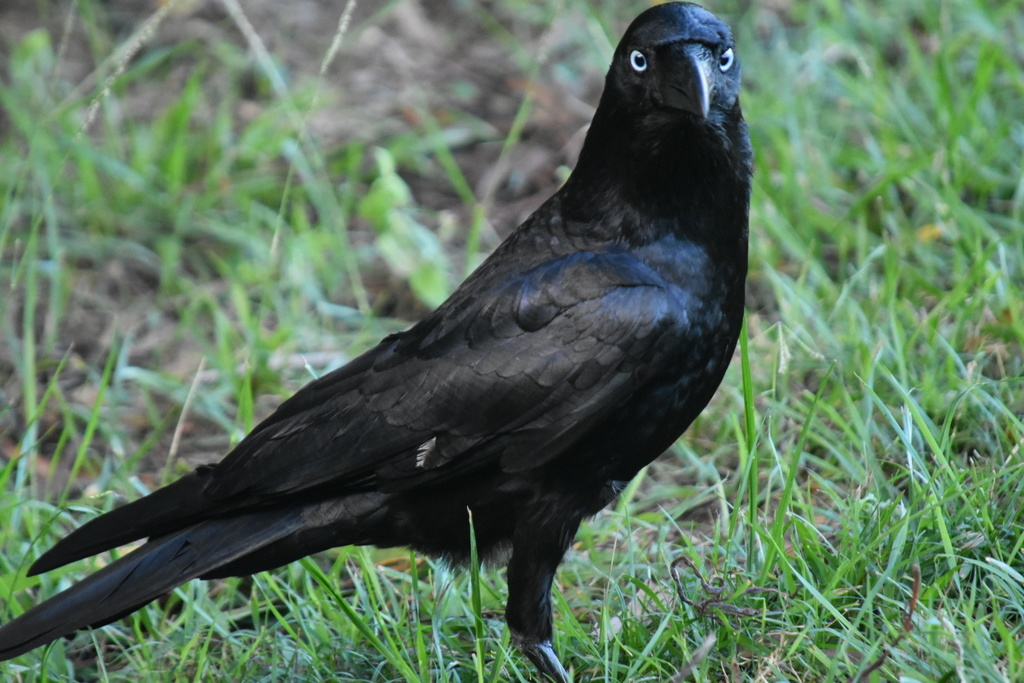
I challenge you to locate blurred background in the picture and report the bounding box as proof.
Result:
[1,1,1022,681]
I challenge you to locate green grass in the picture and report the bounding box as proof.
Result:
[1,0,1022,681]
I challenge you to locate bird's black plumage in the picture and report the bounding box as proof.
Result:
[0,3,751,681]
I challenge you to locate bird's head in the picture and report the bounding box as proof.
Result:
[608,2,741,126]
[560,2,751,240]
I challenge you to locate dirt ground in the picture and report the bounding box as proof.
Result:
[1,0,604,225]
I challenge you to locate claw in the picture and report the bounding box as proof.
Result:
[517,639,570,683]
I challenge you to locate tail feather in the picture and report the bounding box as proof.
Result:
[0,506,306,661]
[29,470,225,576]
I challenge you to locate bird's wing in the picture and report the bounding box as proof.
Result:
[205,248,694,498]
[30,247,700,574]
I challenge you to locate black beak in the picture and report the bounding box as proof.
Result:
[659,42,712,118]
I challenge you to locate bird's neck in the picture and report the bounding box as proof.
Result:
[559,101,752,254]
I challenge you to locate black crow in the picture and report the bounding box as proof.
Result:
[0,3,751,681]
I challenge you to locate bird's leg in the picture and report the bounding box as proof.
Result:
[505,519,578,683]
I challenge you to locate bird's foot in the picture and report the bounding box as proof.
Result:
[516,639,570,683]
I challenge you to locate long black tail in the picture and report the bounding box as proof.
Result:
[28,469,229,576]
[0,505,310,661]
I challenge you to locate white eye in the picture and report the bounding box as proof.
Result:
[719,47,735,72]
[629,50,648,73]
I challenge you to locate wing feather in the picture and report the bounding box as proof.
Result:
[178,252,690,501]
